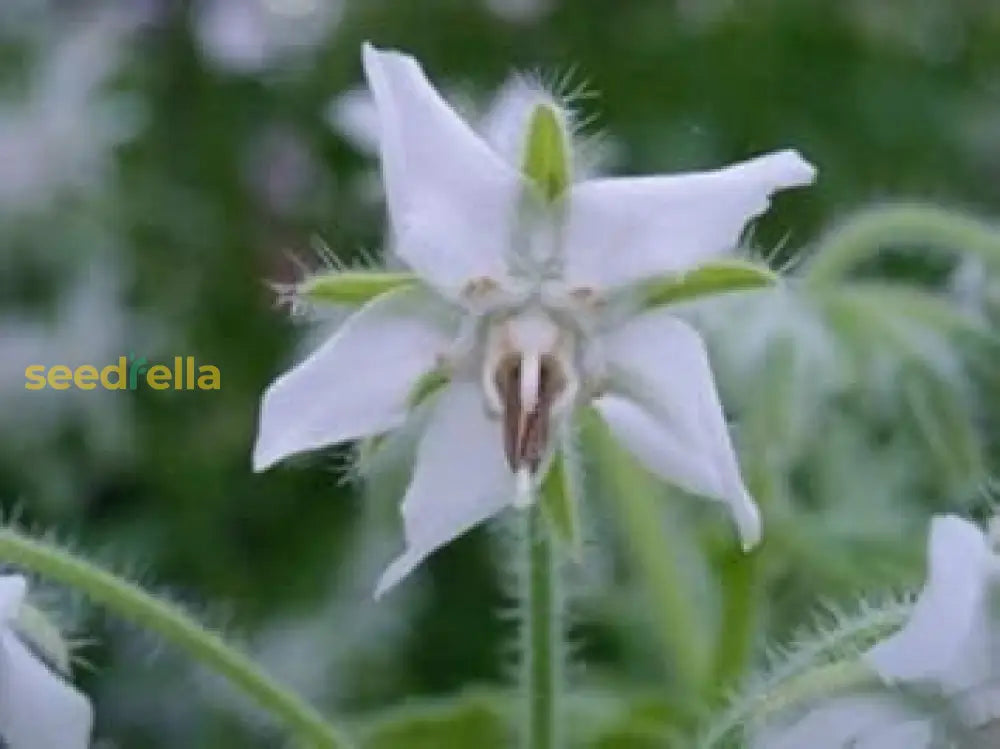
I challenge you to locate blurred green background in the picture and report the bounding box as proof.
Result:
[1,0,999,746]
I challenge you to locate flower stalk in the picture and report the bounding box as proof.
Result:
[0,528,354,749]
[520,503,562,749]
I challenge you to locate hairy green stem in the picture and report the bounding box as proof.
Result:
[698,660,878,749]
[698,599,910,748]
[759,660,877,718]
[0,529,353,749]
[805,203,1000,287]
[521,506,561,749]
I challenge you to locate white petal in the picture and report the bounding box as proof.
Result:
[0,631,92,749]
[595,394,759,550]
[254,288,451,471]
[362,44,523,296]
[867,516,988,682]
[866,515,999,720]
[755,696,932,749]
[563,149,815,291]
[375,382,514,596]
[594,313,760,548]
[0,577,26,625]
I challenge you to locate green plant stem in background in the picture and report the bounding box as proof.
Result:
[710,545,759,696]
[521,506,562,749]
[709,460,776,696]
[805,203,1000,286]
[587,412,711,694]
[0,529,354,749]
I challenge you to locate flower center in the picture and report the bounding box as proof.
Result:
[481,309,578,505]
[495,351,563,475]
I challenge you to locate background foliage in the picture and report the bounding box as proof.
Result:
[1,0,999,746]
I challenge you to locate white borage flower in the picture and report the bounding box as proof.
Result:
[0,575,93,749]
[865,515,1000,728]
[253,43,816,597]
[756,515,1000,748]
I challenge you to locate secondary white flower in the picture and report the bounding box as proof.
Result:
[757,515,1000,748]
[253,43,815,596]
[0,575,93,749]
[866,514,1000,727]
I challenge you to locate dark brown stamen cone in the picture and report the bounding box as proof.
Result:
[495,355,561,474]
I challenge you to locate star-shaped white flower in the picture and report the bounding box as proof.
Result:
[0,575,93,749]
[253,43,815,596]
[757,515,1000,748]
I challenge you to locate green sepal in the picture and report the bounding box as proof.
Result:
[297,270,417,307]
[540,447,583,560]
[522,104,571,203]
[16,602,73,675]
[634,259,779,309]
[407,368,450,408]
[354,368,449,478]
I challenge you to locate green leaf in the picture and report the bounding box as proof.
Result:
[835,281,990,341]
[522,103,571,203]
[359,693,511,749]
[540,446,583,559]
[901,366,983,488]
[590,724,683,749]
[581,692,690,749]
[634,260,780,309]
[820,285,984,487]
[297,270,417,306]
